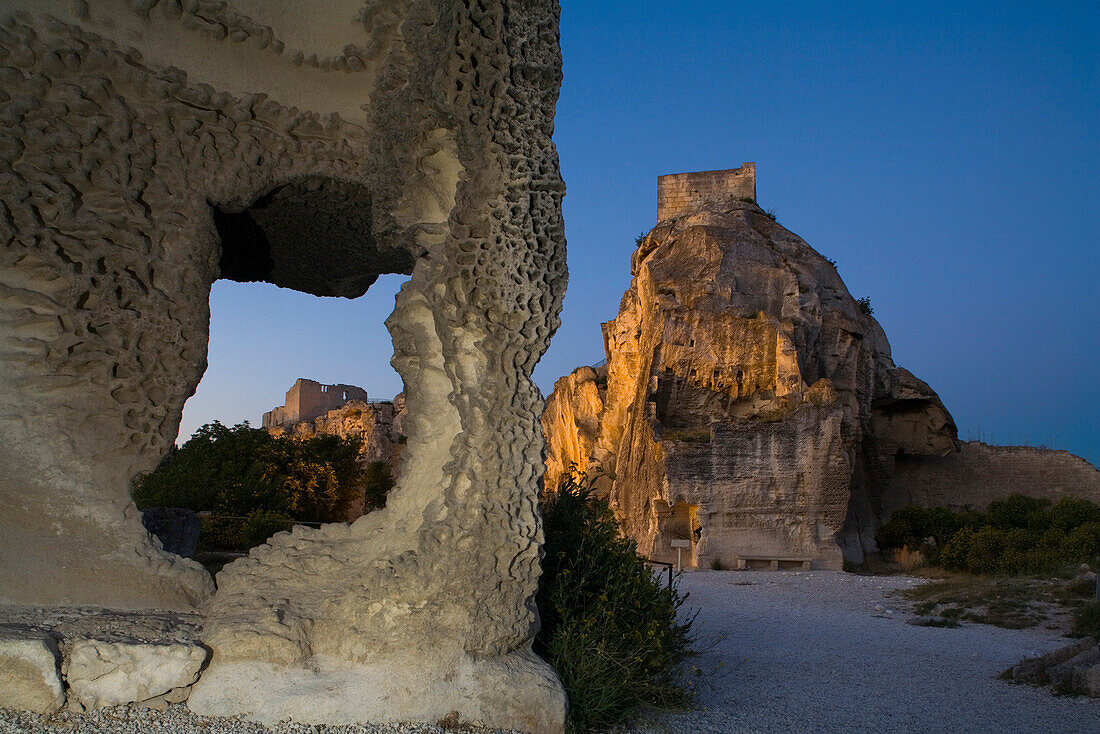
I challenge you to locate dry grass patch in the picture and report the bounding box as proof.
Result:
[895,571,1095,633]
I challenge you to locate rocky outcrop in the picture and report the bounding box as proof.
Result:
[269,396,405,464]
[1004,637,1100,696]
[542,367,604,493]
[1,0,568,730]
[141,508,202,559]
[545,199,957,568]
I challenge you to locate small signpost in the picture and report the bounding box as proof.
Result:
[670,539,691,571]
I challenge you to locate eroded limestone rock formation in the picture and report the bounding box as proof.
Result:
[544,184,956,569]
[0,1,567,730]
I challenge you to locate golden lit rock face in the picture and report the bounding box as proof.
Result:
[545,201,957,569]
[541,367,604,493]
[0,1,567,730]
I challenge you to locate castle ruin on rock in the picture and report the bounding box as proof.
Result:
[0,2,568,731]
[262,378,369,428]
[543,166,1100,572]
[656,163,756,220]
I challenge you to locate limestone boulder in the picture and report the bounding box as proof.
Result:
[0,625,65,714]
[545,201,957,568]
[1068,662,1100,697]
[63,637,209,710]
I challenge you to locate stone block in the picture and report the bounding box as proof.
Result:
[1071,662,1100,697]
[63,637,209,709]
[0,625,65,714]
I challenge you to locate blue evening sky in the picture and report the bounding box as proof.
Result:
[179,1,1099,464]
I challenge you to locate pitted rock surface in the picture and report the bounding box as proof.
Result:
[0,1,567,731]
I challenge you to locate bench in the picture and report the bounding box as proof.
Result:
[735,554,813,571]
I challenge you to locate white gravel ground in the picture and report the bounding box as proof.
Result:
[627,570,1100,734]
[0,707,524,734]
[3,571,1097,734]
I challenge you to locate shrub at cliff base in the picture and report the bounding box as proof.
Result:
[537,475,696,733]
[877,495,1100,576]
[133,421,365,551]
[1071,601,1100,640]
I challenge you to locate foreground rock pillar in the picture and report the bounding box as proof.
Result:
[0,1,567,730]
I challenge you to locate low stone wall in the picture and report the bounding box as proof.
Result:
[0,607,207,715]
[883,441,1100,516]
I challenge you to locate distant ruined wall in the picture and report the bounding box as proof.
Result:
[262,378,369,428]
[656,163,756,220]
[883,442,1100,517]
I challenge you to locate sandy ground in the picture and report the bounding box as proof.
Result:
[627,570,1100,734]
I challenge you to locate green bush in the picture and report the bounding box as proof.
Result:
[882,496,1100,576]
[241,510,296,548]
[362,461,394,513]
[938,527,975,571]
[1051,497,1100,531]
[537,475,696,732]
[876,505,972,553]
[1071,601,1100,640]
[965,527,1007,575]
[135,421,365,551]
[197,515,246,552]
[986,494,1051,530]
[1063,522,1100,563]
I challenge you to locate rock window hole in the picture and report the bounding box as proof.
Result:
[143,177,415,563]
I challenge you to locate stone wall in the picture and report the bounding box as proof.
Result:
[883,442,1100,516]
[656,163,756,220]
[262,378,369,428]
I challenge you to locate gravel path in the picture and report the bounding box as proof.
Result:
[0,707,523,734]
[627,570,1100,734]
[3,571,1097,733]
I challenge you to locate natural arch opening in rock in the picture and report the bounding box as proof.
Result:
[157,177,416,556]
[150,277,409,565]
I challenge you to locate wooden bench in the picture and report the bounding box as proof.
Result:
[735,554,813,571]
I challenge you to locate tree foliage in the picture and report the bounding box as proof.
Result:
[361,460,395,514]
[133,421,365,532]
[877,494,1100,576]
